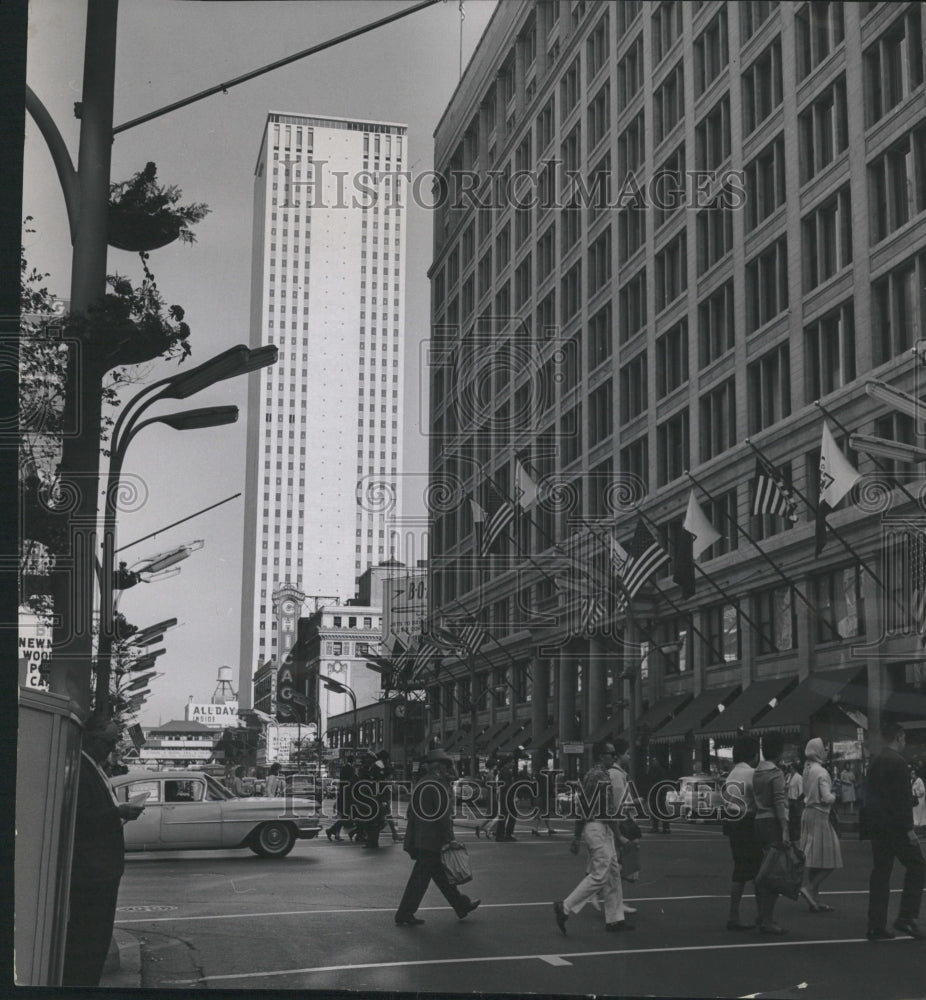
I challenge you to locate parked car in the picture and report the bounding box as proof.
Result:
[111,769,321,857]
[664,774,724,822]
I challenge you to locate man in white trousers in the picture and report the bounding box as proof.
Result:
[553,742,634,934]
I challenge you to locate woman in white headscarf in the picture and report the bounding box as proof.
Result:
[798,738,842,912]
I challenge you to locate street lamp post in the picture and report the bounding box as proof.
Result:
[319,674,358,751]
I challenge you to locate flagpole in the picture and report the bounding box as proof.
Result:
[814,399,921,510]
[685,469,840,641]
[745,437,887,591]
[639,510,775,660]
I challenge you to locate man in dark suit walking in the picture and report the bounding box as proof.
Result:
[395,748,480,926]
[62,715,146,985]
[863,720,925,940]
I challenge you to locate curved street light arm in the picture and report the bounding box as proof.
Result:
[25,85,79,241]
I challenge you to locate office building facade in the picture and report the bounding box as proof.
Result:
[239,112,408,705]
[427,0,926,777]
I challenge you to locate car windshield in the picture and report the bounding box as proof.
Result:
[204,774,234,801]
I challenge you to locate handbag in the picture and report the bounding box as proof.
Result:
[619,840,641,882]
[441,841,473,886]
[755,841,805,900]
[828,808,839,835]
[618,818,643,841]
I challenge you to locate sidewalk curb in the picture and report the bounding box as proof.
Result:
[100,928,142,989]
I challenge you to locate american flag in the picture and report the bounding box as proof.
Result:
[579,595,606,633]
[616,519,670,611]
[751,456,798,521]
[457,620,488,655]
[471,492,515,556]
[910,525,926,648]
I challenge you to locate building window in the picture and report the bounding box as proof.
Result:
[653,62,685,145]
[617,33,644,109]
[873,412,918,480]
[657,408,689,485]
[515,255,532,311]
[702,489,738,557]
[745,134,786,231]
[619,352,647,424]
[562,196,582,252]
[695,95,731,171]
[652,2,683,67]
[618,204,646,264]
[618,110,645,180]
[537,96,555,152]
[745,235,789,332]
[478,250,492,298]
[798,75,848,183]
[616,0,642,39]
[588,379,613,447]
[698,280,735,368]
[621,435,648,494]
[587,9,609,81]
[587,82,610,152]
[619,268,647,344]
[561,402,583,466]
[864,5,924,126]
[754,585,795,653]
[740,0,778,43]
[588,302,612,371]
[538,224,556,282]
[702,603,740,664]
[694,8,728,96]
[561,261,582,323]
[587,227,611,296]
[587,152,611,225]
[654,144,685,229]
[813,566,864,642]
[561,331,582,393]
[805,301,856,400]
[868,126,926,244]
[537,289,556,335]
[795,2,844,81]
[802,187,852,291]
[495,223,511,274]
[747,342,791,434]
[560,57,581,120]
[699,378,736,461]
[742,38,782,137]
[872,254,923,366]
[696,199,733,275]
[655,232,687,312]
[655,320,688,399]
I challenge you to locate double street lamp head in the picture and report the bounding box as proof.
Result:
[162,344,278,400]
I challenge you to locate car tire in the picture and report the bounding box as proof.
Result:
[250,822,296,858]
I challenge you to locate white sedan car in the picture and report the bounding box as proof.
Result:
[111,769,321,858]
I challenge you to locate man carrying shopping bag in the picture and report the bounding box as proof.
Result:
[395,748,481,926]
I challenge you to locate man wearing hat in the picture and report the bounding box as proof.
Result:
[395,747,481,926]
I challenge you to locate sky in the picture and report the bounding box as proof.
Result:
[22,0,498,727]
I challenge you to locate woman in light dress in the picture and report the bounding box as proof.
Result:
[839,765,857,814]
[798,738,842,912]
[911,765,926,834]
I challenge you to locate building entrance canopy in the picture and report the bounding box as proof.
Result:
[649,687,740,744]
[751,666,867,733]
[698,677,799,740]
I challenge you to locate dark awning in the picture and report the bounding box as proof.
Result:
[883,688,926,720]
[497,719,532,755]
[698,677,799,739]
[751,666,867,733]
[637,693,694,736]
[650,686,740,744]
[486,718,527,754]
[442,729,464,752]
[588,715,622,744]
[474,720,508,750]
[524,720,556,750]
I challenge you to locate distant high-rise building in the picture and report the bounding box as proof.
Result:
[239,112,408,706]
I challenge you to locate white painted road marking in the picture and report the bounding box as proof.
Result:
[114,888,896,924]
[166,935,905,985]
[539,956,572,966]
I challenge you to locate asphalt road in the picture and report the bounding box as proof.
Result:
[114,822,926,997]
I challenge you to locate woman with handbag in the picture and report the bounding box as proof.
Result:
[798,738,842,912]
[752,732,791,934]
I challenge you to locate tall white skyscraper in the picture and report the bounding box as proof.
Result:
[239,112,407,706]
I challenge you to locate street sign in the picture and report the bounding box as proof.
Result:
[560,741,584,754]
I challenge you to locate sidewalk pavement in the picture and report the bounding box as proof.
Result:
[100,928,142,989]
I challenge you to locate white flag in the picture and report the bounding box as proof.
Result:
[819,422,861,508]
[609,533,629,575]
[514,459,538,509]
[682,490,722,559]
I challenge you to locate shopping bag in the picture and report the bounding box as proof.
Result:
[441,841,473,886]
[755,842,804,900]
[619,840,640,882]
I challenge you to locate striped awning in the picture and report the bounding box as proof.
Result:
[751,667,867,733]
[649,686,740,744]
[498,720,532,755]
[698,677,799,739]
[637,693,693,736]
